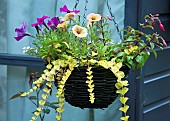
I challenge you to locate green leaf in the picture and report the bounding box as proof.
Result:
[29,96,37,100]
[43,109,50,114]
[8,93,22,100]
[117,52,125,57]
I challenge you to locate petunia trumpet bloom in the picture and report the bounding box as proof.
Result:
[47,17,59,29]
[87,13,101,22]
[60,5,80,14]
[72,25,88,38]
[31,15,50,27]
[14,22,30,41]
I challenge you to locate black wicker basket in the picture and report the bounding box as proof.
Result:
[55,66,129,109]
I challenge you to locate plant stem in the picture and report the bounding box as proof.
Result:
[89,108,95,121]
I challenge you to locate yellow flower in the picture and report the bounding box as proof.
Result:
[56,115,61,120]
[57,21,68,28]
[72,25,88,38]
[87,13,101,22]
[62,12,75,21]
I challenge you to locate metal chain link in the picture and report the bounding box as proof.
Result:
[106,0,123,40]
[73,0,79,10]
[82,0,88,26]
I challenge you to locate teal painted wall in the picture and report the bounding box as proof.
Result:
[1,0,125,121]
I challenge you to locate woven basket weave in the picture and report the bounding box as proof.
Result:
[55,66,129,109]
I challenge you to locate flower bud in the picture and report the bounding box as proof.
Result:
[151,22,155,27]
[162,38,167,47]
[159,23,165,31]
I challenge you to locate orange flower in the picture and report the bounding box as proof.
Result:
[87,13,101,22]
[72,25,88,38]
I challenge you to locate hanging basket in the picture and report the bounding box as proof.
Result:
[55,66,129,109]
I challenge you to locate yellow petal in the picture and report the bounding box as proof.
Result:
[56,115,61,120]
[121,116,129,121]
[89,59,97,64]
[37,107,42,112]
[39,100,46,106]
[120,97,129,104]
[34,111,40,116]
[115,82,123,89]
[86,71,93,75]
[42,94,48,100]
[56,108,64,113]
[46,64,52,69]
[88,88,94,92]
[119,105,129,113]
[87,75,93,80]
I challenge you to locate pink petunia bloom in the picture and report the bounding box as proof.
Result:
[14,22,30,41]
[60,5,80,14]
[47,17,59,29]
[31,15,50,27]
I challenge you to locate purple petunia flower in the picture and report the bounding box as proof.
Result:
[31,15,50,27]
[14,22,30,41]
[60,5,80,14]
[47,17,59,29]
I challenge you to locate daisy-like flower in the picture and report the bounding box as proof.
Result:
[87,13,101,22]
[72,25,88,38]
[62,13,75,21]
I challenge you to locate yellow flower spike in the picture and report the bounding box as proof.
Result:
[91,51,98,57]
[42,94,48,100]
[121,116,129,121]
[21,92,27,97]
[89,59,97,64]
[59,97,65,102]
[43,88,51,94]
[39,100,46,106]
[58,102,64,107]
[124,49,130,55]
[54,65,60,71]
[86,71,93,75]
[56,115,61,121]
[116,87,129,95]
[119,105,129,113]
[115,82,123,89]
[46,82,53,88]
[31,116,36,120]
[88,84,94,88]
[87,67,92,71]
[87,75,93,80]
[29,89,34,93]
[50,68,56,75]
[116,62,123,69]
[111,58,116,63]
[115,71,125,79]
[41,74,46,80]
[88,88,94,92]
[86,80,93,84]
[98,60,109,69]
[46,75,54,82]
[121,80,129,86]
[37,107,42,112]
[34,111,40,116]
[120,97,129,104]
[56,108,64,113]
[111,66,119,74]
[46,64,52,69]
[36,84,41,88]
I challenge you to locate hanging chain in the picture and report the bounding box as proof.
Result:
[82,0,88,26]
[73,0,79,10]
[106,0,123,40]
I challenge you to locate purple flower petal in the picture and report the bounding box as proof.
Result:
[14,22,30,41]
[32,15,50,27]
[60,5,80,14]
[47,17,59,29]
[60,5,70,13]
